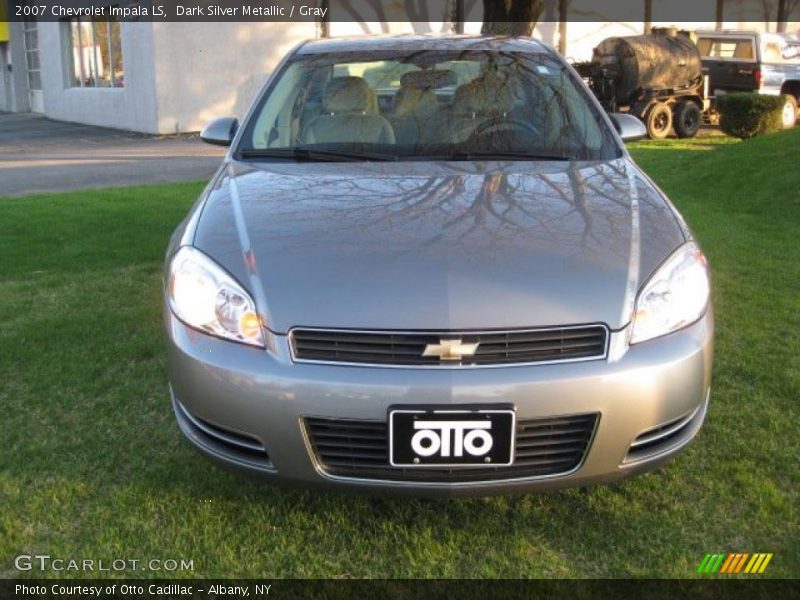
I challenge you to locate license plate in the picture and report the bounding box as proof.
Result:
[389,406,515,467]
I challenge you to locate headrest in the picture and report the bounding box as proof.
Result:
[451,72,522,114]
[323,77,377,114]
[399,70,456,90]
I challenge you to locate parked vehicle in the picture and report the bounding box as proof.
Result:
[165,36,713,496]
[573,28,709,139]
[696,30,800,128]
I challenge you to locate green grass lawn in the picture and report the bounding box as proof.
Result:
[1,129,798,579]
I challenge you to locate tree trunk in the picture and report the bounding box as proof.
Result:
[451,0,465,33]
[317,0,330,37]
[481,0,545,36]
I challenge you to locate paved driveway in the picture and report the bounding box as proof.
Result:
[0,113,225,197]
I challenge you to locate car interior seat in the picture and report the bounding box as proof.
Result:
[301,77,395,145]
[444,70,526,146]
[389,70,455,145]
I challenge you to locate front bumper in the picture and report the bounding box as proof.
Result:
[165,310,713,496]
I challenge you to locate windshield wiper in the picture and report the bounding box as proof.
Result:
[442,150,573,161]
[239,147,398,162]
[239,148,572,162]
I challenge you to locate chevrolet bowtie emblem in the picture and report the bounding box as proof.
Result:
[423,338,480,361]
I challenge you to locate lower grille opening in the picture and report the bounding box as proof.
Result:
[305,413,598,482]
[625,401,706,463]
[173,398,272,470]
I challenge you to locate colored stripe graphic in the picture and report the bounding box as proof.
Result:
[697,554,712,573]
[758,554,773,573]
[709,554,725,573]
[700,553,773,574]
[697,554,711,573]
[697,553,726,573]
[734,553,750,573]
[719,554,736,573]
[745,554,761,573]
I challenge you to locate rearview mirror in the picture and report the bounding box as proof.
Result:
[610,113,648,142]
[200,117,239,147]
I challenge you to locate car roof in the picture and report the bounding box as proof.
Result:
[695,30,759,37]
[295,34,553,56]
[695,30,790,44]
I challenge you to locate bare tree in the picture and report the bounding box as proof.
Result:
[761,0,775,30]
[558,0,567,54]
[777,0,800,31]
[403,0,432,32]
[481,0,545,36]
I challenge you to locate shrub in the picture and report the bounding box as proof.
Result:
[717,93,785,139]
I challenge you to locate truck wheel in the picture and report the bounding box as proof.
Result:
[646,102,673,139]
[674,101,702,138]
[781,95,797,129]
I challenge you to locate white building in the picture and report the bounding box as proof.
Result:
[1,20,318,132]
[2,3,798,134]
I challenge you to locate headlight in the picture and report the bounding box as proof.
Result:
[167,246,265,347]
[630,242,710,344]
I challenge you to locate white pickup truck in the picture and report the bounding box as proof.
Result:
[696,30,800,128]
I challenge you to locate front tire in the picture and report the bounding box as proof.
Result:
[781,95,797,129]
[646,102,673,139]
[674,101,702,138]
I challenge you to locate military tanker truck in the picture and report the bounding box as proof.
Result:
[573,28,710,139]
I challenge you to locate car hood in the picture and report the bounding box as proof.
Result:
[192,158,686,334]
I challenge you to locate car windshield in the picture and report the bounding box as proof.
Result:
[237,49,621,161]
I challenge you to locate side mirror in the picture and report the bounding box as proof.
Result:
[200,117,239,147]
[610,113,648,142]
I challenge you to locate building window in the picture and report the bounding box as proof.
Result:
[23,19,42,92]
[67,18,123,87]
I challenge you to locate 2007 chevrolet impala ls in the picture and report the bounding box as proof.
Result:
[164,36,713,496]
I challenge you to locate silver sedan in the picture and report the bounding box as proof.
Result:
[164,36,713,496]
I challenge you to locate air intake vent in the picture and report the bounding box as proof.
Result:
[291,326,608,367]
[173,398,272,470]
[305,413,598,482]
[625,400,707,464]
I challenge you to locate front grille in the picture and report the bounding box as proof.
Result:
[305,413,598,482]
[291,326,608,367]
